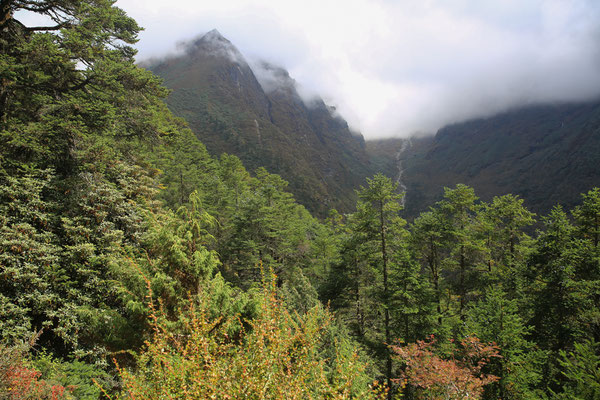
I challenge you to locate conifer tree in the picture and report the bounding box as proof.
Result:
[477,194,535,298]
[573,188,600,248]
[0,0,167,175]
[465,287,545,399]
[411,209,447,326]
[351,173,408,392]
[437,185,485,318]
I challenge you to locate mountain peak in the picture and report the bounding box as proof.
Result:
[185,29,245,64]
[193,29,232,48]
[202,29,226,42]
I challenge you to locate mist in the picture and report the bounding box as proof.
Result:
[118,0,600,139]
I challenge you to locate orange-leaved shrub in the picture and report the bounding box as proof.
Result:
[392,335,500,400]
[0,341,69,400]
[109,275,385,399]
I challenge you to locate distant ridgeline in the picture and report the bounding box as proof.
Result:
[368,100,600,218]
[146,30,375,216]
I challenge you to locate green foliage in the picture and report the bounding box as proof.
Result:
[1,0,167,176]
[0,170,61,343]
[437,184,487,318]
[0,163,155,357]
[477,194,536,299]
[553,340,600,399]
[528,206,591,350]
[328,173,432,394]
[573,188,600,248]
[465,287,546,399]
[33,352,114,400]
[3,1,600,399]
[111,277,384,400]
[410,209,447,326]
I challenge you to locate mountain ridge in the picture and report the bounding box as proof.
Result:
[368,100,600,218]
[147,30,374,215]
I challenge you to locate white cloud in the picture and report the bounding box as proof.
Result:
[117,0,600,138]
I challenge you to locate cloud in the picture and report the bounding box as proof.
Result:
[117,0,600,138]
[248,60,295,94]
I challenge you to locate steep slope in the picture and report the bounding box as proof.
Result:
[368,101,600,218]
[147,30,373,215]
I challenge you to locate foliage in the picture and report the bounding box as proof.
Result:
[0,338,69,400]
[465,287,546,399]
[110,275,384,400]
[392,335,500,400]
[477,194,536,297]
[2,1,600,399]
[553,340,600,399]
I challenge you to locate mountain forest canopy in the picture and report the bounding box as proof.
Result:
[1,1,599,399]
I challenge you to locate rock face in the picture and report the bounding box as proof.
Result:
[368,101,600,218]
[147,30,374,215]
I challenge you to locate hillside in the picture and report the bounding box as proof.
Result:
[368,101,600,217]
[4,2,600,398]
[146,30,374,215]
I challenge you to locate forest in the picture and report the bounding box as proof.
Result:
[1,1,599,399]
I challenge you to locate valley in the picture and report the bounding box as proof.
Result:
[369,101,600,218]
[149,30,600,220]
[2,3,600,398]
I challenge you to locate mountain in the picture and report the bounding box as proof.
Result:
[146,30,374,215]
[368,100,600,218]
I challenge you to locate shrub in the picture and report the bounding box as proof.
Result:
[108,276,384,399]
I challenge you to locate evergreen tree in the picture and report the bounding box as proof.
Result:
[465,287,546,400]
[411,209,447,326]
[529,206,584,351]
[477,194,535,299]
[437,184,486,319]
[573,188,600,248]
[553,340,600,399]
[0,0,166,176]
[351,173,409,392]
[571,188,600,344]
[324,210,372,339]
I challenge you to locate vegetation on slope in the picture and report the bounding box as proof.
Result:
[1,2,599,399]
[368,102,600,219]
[147,31,374,216]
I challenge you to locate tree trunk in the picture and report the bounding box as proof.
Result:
[429,240,442,325]
[379,199,392,396]
[354,255,364,337]
[459,243,465,319]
